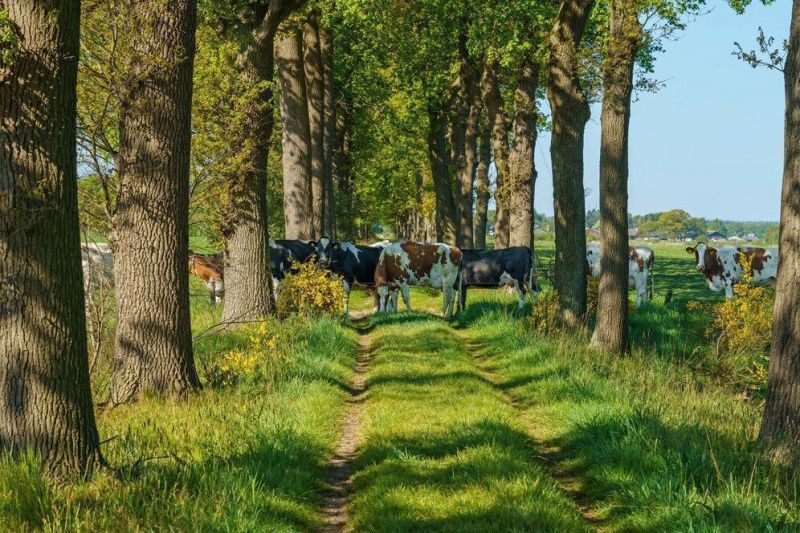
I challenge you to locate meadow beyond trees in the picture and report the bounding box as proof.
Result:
[1,0,799,530]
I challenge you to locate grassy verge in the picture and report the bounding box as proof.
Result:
[0,315,358,531]
[349,312,588,531]
[460,304,800,531]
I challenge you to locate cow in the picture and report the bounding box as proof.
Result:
[458,247,538,312]
[81,242,114,291]
[189,252,225,304]
[374,241,462,318]
[685,242,778,298]
[311,237,394,315]
[274,239,315,263]
[586,243,654,308]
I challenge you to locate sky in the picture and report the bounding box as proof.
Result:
[532,0,791,222]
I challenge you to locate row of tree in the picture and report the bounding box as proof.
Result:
[2,0,800,478]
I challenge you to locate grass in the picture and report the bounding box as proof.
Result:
[349,313,588,531]
[3,241,793,531]
[0,301,359,531]
[458,300,800,531]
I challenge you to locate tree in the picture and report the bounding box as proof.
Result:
[109,0,200,404]
[481,59,511,249]
[474,112,492,248]
[547,0,595,326]
[212,0,305,325]
[304,10,326,237]
[276,17,314,240]
[320,22,337,237]
[508,58,540,249]
[0,0,102,475]
[455,31,480,249]
[759,0,800,461]
[590,0,643,354]
[428,99,459,243]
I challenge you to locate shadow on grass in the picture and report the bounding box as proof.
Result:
[353,419,588,532]
[109,424,331,531]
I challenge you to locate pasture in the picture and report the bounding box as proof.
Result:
[4,241,797,531]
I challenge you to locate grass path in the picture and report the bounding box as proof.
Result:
[344,312,590,531]
[320,325,373,532]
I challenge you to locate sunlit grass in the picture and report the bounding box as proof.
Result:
[348,314,588,531]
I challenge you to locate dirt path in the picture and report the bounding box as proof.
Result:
[318,330,371,532]
[461,335,604,532]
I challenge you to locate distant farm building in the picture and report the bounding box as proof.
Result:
[707,231,727,241]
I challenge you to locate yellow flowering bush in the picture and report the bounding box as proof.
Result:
[205,318,297,388]
[276,260,345,319]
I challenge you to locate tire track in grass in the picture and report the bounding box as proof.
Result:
[460,333,604,531]
[347,313,589,531]
[319,325,372,532]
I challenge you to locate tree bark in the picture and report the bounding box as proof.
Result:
[109,0,200,404]
[508,60,540,249]
[474,108,491,249]
[303,11,325,237]
[481,60,511,248]
[546,0,595,326]
[220,0,301,325]
[335,94,355,241]
[0,0,102,477]
[589,0,641,354]
[276,18,313,240]
[456,34,479,249]
[320,23,337,237]
[759,0,800,461]
[427,101,459,244]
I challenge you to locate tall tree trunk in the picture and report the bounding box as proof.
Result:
[759,0,800,461]
[508,60,540,249]
[276,19,313,240]
[546,0,595,326]
[449,93,466,248]
[589,1,641,354]
[222,3,294,324]
[320,23,337,237]
[474,109,491,249]
[427,102,458,244]
[335,94,355,241]
[481,60,511,248]
[110,0,200,404]
[0,0,102,477]
[456,34,479,249]
[303,11,325,237]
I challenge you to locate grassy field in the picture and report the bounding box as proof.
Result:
[4,241,794,531]
[1,296,359,531]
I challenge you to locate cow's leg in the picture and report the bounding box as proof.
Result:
[634,277,645,308]
[206,281,216,305]
[725,284,734,299]
[401,284,411,311]
[389,289,399,312]
[515,280,526,313]
[372,290,380,312]
[342,280,351,316]
[378,286,388,312]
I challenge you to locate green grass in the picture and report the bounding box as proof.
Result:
[0,306,358,531]
[458,303,800,531]
[348,313,588,531]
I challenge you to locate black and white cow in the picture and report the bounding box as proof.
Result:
[274,239,315,263]
[312,237,391,315]
[458,246,538,312]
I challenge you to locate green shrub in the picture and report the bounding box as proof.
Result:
[276,261,344,319]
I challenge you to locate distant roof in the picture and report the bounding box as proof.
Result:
[707,231,727,238]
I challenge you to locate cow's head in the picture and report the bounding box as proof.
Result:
[586,245,601,277]
[311,237,339,267]
[685,242,710,272]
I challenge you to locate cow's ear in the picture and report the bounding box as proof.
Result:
[308,240,317,247]
[333,242,341,249]
[685,247,695,254]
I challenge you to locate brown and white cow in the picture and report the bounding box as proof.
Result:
[189,252,225,304]
[685,242,778,298]
[374,241,462,318]
[586,243,654,308]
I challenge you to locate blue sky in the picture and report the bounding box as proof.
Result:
[532,0,791,222]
